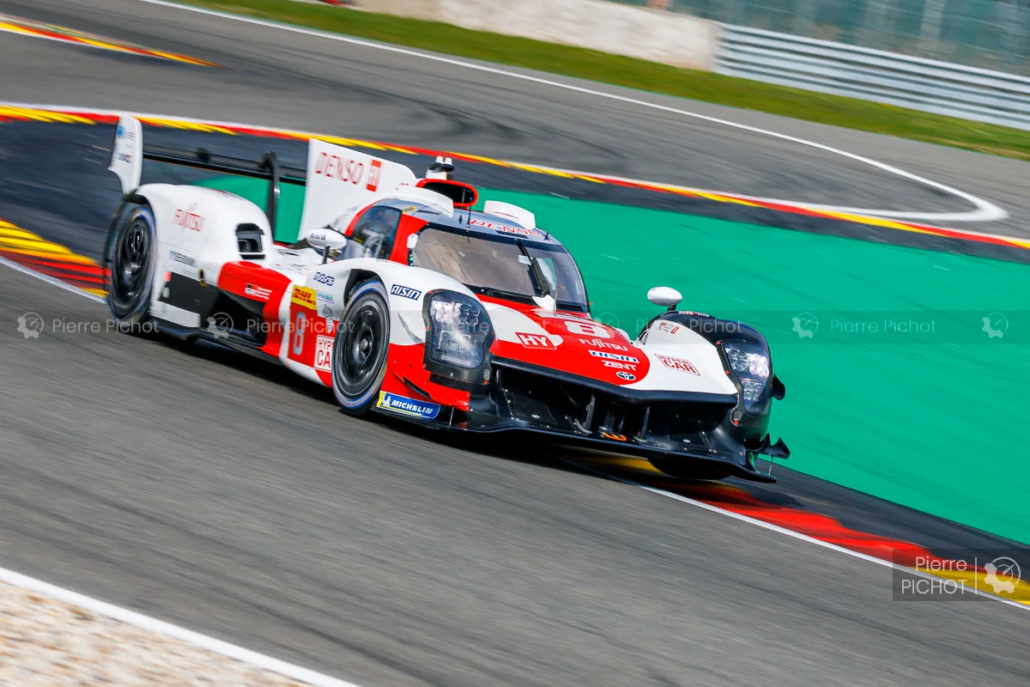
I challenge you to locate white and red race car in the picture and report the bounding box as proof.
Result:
[104,116,788,481]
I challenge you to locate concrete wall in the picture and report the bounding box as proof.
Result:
[355,0,718,70]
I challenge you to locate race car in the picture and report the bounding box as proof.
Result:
[104,116,788,481]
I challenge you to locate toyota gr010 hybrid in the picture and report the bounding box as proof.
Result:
[103,116,788,481]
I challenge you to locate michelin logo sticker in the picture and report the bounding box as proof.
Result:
[376,391,440,419]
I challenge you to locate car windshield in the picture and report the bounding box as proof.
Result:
[411,226,589,311]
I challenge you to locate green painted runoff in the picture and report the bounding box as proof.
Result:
[198,176,1030,544]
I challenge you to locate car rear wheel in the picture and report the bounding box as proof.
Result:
[332,280,390,416]
[105,203,157,334]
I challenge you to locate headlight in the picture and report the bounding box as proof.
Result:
[721,342,771,414]
[422,290,494,383]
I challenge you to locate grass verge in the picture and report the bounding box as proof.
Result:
[180,0,1030,161]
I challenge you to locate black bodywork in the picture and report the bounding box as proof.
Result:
[419,312,789,482]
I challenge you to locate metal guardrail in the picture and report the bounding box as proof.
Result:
[716,24,1030,130]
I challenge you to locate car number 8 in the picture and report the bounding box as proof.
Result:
[292,311,307,356]
[564,321,609,338]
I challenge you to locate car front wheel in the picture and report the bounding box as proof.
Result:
[332,279,390,416]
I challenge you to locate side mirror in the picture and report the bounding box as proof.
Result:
[647,286,682,311]
[306,227,348,251]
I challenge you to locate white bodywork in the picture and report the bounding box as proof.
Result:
[112,115,737,400]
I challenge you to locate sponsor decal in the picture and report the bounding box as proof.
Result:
[564,321,610,337]
[655,353,700,376]
[320,304,333,319]
[533,311,594,323]
[616,371,635,380]
[657,321,681,334]
[376,391,440,420]
[292,285,317,309]
[516,332,555,349]
[116,124,135,141]
[313,272,335,286]
[601,431,628,442]
[316,291,334,302]
[245,284,272,301]
[603,360,636,371]
[398,205,419,215]
[115,152,133,164]
[390,284,422,300]
[173,204,205,232]
[678,311,710,317]
[314,151,365,185]
[469,218,542,237]
[168,250,196,267]
[579,337,626,351]
[589,350,638,363]
[367,159,382,192]
[314,335,333,372]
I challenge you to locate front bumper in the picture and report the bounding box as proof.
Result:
[433,358,783,482]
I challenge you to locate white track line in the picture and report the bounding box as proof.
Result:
[5,100,1019,247]
[137,0,1006,224]
[0,565,363,687]
[2,258,1025,646]
[565,459,1030,613]
[0,255,357,687]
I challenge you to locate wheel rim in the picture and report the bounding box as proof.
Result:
[111,215,152,309]
[335,297,387,398]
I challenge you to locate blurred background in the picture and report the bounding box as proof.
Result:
[617,0,1030,73]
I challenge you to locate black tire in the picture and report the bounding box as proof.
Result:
[105,203,156,334]
[332,280,390,416]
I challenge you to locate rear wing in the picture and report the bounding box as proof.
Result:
[108,115,419,237]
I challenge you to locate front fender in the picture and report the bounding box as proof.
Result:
[307,258,476,345]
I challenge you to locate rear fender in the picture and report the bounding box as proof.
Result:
[136,183,271,283]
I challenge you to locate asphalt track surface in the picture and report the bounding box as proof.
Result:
[3,0,1030,233]
[1,1,1029,685]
